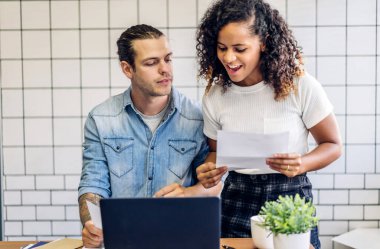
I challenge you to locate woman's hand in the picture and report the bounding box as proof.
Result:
[266,153,303,177]
[196,162,228,188]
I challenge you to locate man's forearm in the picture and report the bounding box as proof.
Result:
[79,193,102,226]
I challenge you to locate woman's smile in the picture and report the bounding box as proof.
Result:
[226,64,243,73]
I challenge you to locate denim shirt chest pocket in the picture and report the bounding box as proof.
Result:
[103,138,134,177]
[168,140,197,179]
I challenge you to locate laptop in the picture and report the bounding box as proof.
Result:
[100,197,221,249]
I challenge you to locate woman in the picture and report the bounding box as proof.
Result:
[195,1,342,248]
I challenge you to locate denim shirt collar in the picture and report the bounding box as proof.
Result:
[122,86,181,114]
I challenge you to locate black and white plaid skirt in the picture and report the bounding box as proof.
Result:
[221,171,321,249]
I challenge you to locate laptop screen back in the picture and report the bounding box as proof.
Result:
[100,197,221,249]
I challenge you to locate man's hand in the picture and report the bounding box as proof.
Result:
[196,162,228,188]
[82,220,103,248]
[154,183,186,197]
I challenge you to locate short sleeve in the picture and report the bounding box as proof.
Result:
[299,73,334,129]
[202,92,221,140]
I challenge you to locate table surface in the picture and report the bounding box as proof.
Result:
[333,228,380,249]
[0,238,256,249]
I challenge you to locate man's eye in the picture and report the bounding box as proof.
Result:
[145,61,156,66]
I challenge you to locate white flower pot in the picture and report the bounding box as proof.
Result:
[250,215,274,249]
[273,231,310,249]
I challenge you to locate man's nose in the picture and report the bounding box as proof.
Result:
[159,61,171,74]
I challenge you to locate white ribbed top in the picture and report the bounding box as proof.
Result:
[202,72,333,173]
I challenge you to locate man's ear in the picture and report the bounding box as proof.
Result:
[120,61,134,79]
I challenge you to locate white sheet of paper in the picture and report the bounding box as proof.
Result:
[86,200,102,229]
[216,130,289,174]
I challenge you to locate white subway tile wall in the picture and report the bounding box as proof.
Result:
[0,0,379,247]
[23,221,51,236]
[36,206,65,220]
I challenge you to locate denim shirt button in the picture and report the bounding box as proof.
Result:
[181,148,185,152]
[116,146,120,151]
[148,177,153,180]
[150,146,154,150]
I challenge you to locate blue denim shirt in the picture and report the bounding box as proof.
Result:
[78,87,209,198]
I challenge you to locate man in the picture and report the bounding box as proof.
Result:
[78,24,221,248]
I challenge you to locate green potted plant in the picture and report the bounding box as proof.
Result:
[259,194,318,249]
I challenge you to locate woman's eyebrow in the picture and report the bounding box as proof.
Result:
[217,41,247,46]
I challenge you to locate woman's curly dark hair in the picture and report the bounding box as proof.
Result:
[196,0,303,100]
